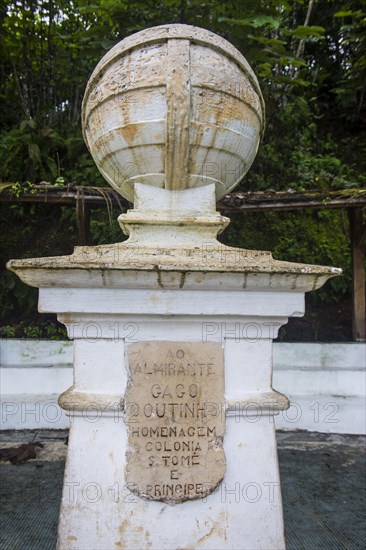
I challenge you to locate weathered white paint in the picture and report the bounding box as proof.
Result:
[7,184,340,288]
[1,340,364,433]
[53,310,288,550]
[82,24,265,202]
[38,288,305,317]
[57,410,284,549]
[273,342,366,434]
[0,338,72,367]
[0,339,72,429]
[5,23,342,550]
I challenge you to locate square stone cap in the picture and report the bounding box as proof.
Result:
[7,241,341,292]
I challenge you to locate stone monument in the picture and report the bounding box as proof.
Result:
[8,24,340,550]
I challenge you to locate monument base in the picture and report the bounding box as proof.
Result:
[7,184,339,549]
[59,414,284,549]
[54,307,290,550]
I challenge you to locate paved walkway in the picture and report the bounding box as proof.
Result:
[0,431,365,549]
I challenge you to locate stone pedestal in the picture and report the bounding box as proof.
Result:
[55,293,290,549]
[8,184,340,550]
[7,23,340,550]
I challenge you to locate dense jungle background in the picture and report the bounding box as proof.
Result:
[1,0,365,340]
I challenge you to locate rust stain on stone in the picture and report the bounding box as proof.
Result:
[81,25,266,202]
[196,525,215,546]
[118,517,130,537]
[144,529,152,549]
[120,123,138,146]
[196,511,228,546]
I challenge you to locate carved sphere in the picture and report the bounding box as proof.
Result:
[82,24,265,202]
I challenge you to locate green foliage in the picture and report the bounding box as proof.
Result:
[44,324,68,340]
[10,180,37,198]
[1,325,16,338]
[22,325,43,339]
[0,0,365,336]
[90,215,126,246]
[225,208,352,303]
[244,93,365,191]
[0,320,67,340]
[0,271,38,323]
[1,0,364,186]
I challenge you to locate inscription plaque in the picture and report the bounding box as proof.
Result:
[125,342,226,503]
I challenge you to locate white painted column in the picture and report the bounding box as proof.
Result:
[7,24,341,549]
[54,306,290,550]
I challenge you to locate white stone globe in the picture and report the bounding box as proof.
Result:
[82,24,265,202]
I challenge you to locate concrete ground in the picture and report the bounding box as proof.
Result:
[0,430,365,550]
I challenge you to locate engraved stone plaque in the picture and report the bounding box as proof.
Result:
[125,341,226,503]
